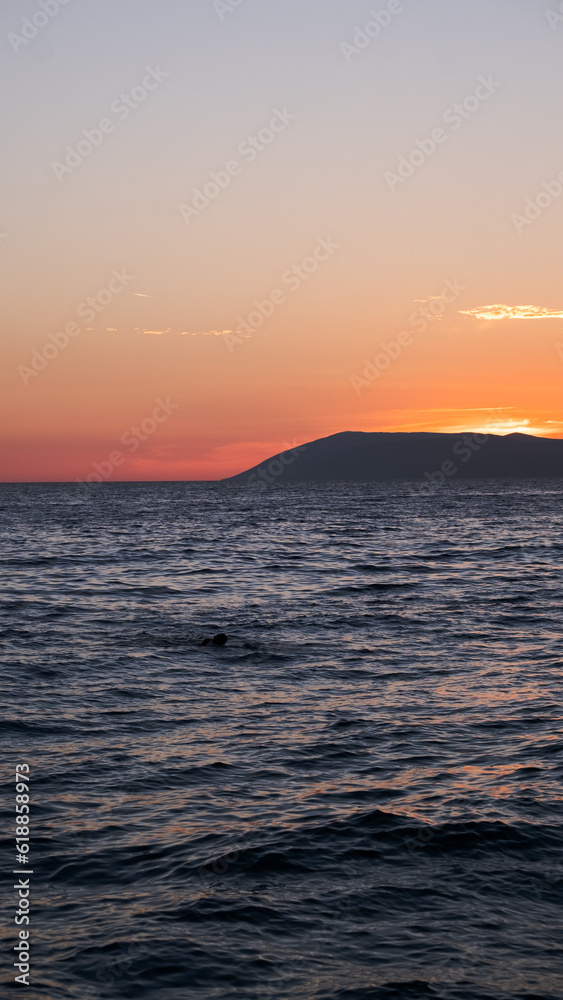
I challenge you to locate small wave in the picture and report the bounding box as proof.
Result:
[325,583,416,595]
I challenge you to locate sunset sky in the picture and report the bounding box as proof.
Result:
[2,0,563,481]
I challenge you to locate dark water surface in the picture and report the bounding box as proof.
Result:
[1,481,562,1000]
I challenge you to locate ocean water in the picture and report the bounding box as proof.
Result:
[1,480,562,1000]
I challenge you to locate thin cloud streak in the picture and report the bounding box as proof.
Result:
[179,330,234,337]
[460,304,563,321]
[134,327,236,337]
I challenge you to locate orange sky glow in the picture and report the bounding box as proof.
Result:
[2,2,563,481]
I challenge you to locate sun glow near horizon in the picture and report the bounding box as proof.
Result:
[368,409,563,442]
[437,420,558,438]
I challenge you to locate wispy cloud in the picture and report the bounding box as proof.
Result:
[461,304,563,321]
[414,294,447,303]
[440,418,536,434]
[133,293,151,298]
[134,327,236,337]
[178,329,234,337]
[410,407,515,413]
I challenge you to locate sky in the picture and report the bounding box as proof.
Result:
[2,0,563,481]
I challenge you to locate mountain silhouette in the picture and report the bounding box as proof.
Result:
[222,431,563,484]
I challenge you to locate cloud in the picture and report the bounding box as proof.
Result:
[133,327,235,337]
[133,293,151,298]
[432,417,555,437]
[460,304,563,321]
[178,329,234,337]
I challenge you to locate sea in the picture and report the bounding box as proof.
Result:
[1,480,562,1000]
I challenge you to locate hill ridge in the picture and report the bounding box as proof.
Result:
[222,431,563,484]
